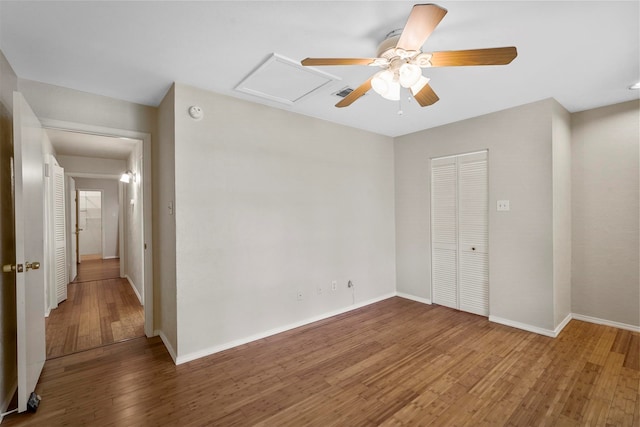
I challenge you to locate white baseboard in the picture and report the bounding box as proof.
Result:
[490,312,639,338]
[125,275,143,305]
[103,256,119,260]
[156,329,177,364]
[175,292,397,365]
[572,313,640,332]
[554,313,572,336]
[395,292,432,305]
[0,379,17,423]
[489,315,557,337]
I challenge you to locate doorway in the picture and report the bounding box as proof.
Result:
[46,176,144,359]
[77,190,103,261]
[40,119,153,341]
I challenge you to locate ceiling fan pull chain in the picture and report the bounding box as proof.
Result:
[398,97,404,116]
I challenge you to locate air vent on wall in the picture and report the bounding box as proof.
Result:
[235,53,340,105]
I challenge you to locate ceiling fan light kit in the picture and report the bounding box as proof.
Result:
[301,3,517,109]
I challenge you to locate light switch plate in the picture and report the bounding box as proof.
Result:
[497,200,510,211]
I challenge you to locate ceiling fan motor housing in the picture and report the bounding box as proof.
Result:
[377,31,403,59]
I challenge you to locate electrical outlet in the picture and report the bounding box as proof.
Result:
[297,291,304,301]
[497,200,510,211]
[331,280,337,291]
[317,286,322,295]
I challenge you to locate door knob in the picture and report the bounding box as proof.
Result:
[2,264,24,273]
[25,262,40,271]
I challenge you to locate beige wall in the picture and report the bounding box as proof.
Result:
[0,49,18,413]
[571,100,640,327]
[57,154,126,177]
[395,99,557,331]
[552,100,572,327]
[154,84,177,358]
[17,79,156,135]
[172,83,396,361]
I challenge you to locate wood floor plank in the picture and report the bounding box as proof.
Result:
[45,259,144,359]
[73,258,120,283]
[3,298,639,426]
[623,333,640,371]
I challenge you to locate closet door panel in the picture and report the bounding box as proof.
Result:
[459,250,488,315]
[52,163,67,304]
[432,247,457,308]
[431,157,458,308]
[458,152,488,316]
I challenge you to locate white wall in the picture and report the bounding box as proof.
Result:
[123,143,144,302]
[552,101,572,328]
[172,83,396,361]
[155,84,177,356]
[395,99,557,331]
[57,154,125,177]
[73,178,120,258]
[571,100,640,327]
[17,79,156,134]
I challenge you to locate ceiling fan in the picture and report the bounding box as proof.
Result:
[301,3,517,108]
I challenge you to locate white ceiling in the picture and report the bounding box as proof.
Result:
[1,1,639,137]
[45,129,137,160]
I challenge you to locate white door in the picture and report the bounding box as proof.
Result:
[13,92,46,412]
[431,156,458,309]
[69,177,77,280]
[52,163,67,303]
[431,151,489,316]
[457,152,489,316]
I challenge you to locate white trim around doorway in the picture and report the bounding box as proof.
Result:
[39,118,155,338]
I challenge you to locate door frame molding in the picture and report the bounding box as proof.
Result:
[38,118,154,337]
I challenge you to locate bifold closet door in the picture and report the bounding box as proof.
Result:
[431,151,488,316]
[52,163,67,304]
[457,152,488,316]
[431,156,458,309]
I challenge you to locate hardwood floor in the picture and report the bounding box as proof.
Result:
[5,297,638,426]
[45,259,144,359]
[72,258,121,283]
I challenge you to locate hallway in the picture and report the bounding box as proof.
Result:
[45,259,144,359]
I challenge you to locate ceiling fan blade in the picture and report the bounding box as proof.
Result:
[411,82,439,107]
[301,58,377,66]
[430,47,518,67]
[396,4,448,51]
[335,77,373,108]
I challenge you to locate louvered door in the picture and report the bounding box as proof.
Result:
[458,152,488,316]
[431,151,488,316]
[52,163,67,303]
[431,157,458,309]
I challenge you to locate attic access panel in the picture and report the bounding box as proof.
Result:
[235,53,340,105]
